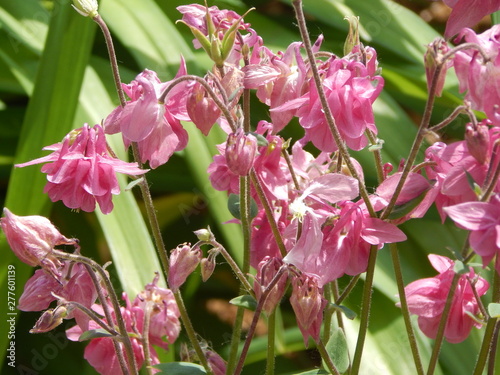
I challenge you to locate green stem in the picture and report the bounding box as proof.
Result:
[390,243,424,375]
[365,129,385,184]
[141,302,154,375]
[266,310,276,375]
[336,275,361,305]
[174,291,213,375]
[473,263,500,375]
[350,245,378,374]
[322,283,334,343]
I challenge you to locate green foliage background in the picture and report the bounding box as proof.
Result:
[0,0,494,374]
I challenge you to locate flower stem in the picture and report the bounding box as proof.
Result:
[390,243,424,375]
[350,245,378,374]
[266,310,276,375]
[473,261,500,375]
[173,290,213,375]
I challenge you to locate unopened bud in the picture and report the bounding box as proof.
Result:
[30,306,68,333]
[466,122,490,164]
[343,16,360,55]
[425,38,450,97]
[72,0,99,18]
[201,252,217,282]
[168,244,202,292]
[194,227,214,242]
[225,130,257,176]
[254,257,288,315]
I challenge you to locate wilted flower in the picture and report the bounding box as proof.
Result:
[168,244,202,292]
[30,306,68,333]
[253,257,288,314]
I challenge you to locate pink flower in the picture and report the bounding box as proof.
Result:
[104,69,189,169]
[441,0,500,38]
[281,47,384,152]
[19,263,98,331]
[253,257,288,314]
[225,130,257,176]
[186,81,221,136]
[1,208,75,276]
[444,194,500,272]
[16,124,145,214]
[402,254,489,343]
[453,26,500,122]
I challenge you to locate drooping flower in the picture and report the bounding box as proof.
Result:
[440,0,500,38]
[225,130,258,176]
[168,244,202,292]
[253,256,288,314]
[1,208,75,276]
[401,254,489,343]
[444,194,500,273]
[15,124,145,214]
[104,69,189,169]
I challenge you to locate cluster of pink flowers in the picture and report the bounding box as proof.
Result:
[4,1,500,372]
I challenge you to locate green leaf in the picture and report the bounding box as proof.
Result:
[488,303,500,318]
[230,295,258,311]
[453,260,469,275]
[153,362,207,375]
[330,303,357,320]
[387,185,432,220]
[323,328,350,374]
[79,329,115,341]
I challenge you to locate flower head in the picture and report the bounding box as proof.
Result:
[401,254,489,343]
[72,0,98,18]
[16,124,145,214]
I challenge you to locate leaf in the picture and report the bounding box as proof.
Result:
[79,329,115,341]
[153,362,207,375]
[330,303,357,320]
[453,260,469,275]
[230,295,258,311]
[323,328,350,374]
[488,303,500,318]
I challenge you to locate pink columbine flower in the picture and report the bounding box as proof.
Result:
[453,25,500,123]
[402,254,489,343]
[444,194,500,273]
[1,208,76,276]
[104,69,189,169]
[15,124,145,214]
[253,257,288,314]
[440,0,500,38]
[19,262,98,331]
[225,130,258,176]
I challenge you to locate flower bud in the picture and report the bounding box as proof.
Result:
[206,350,227,375]
[193,227,215,242]
[424,38,450,97]
[254,257,288,315]
[201,251,217,282]
[466,122,490,164]
[225,130,257,176]
[30,306,68,333]
[71,0,99,18]
[168,244,202,292]
[187,81,221,136]
[290,274,327,346]
[1,208,77,277]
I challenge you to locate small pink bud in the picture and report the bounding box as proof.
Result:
[290,274,327,346]
[30,305,68,333]
[254,257,287,315]
[187,82,221,136]
[168,244,202,292]
[424,38,450,97]
[206,350,227,375]
[201,255,216,282]
[466,123,490,164]
[225,130,257,176]
[1,208,77,276]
